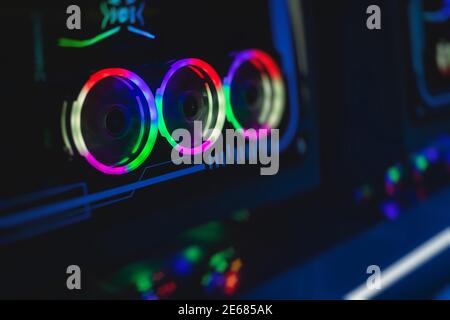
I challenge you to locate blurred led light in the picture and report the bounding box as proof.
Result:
[381,201,400,220]
[354,185,373,202]
[414,155,429,172]
[201,273,213,287]
[216,261,228,273]
[182,221,225,243]
[127,25,156,40]
[141,291,159,300]
[224,271,239,295]
[387,166,401,184]
[172,246,203,276]
[230,258,243,272]
[385,166,402,196]
[212,272,225,287]
[156,281,177,298]
[71,68,158,174]
[209,248,235,273]
[224,49,285,140]
[424,147,440,163]
[60,101,74,156]
[173,256,192,276]
[156,59,225,155]
[201,272,221,294]
[184,245,202,263]
[133,271,153,293]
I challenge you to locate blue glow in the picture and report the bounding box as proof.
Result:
[173,257,193,276]
[424,0,450,23]
[127,26,156,40]
[424,147,440,164]
[0,183,87,211]
[0,165,205,229]
[141,292,159,300]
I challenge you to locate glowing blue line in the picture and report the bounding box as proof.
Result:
[127,26,156,40]
[0,207,91,245]
[0,160,174,233]
[129,160,173,197]
[0,183,87,210]
[0,165,205,229]
[345,227,450,300]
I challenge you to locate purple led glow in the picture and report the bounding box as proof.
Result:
[381,201,400,220]
[141,292,159,300]
[84,153,128,175]
[173,257,193,276]
[424,147,440,163]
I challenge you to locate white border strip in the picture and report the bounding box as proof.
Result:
[344,227,450,300]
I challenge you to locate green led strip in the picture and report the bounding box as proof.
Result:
[58,26,121,48]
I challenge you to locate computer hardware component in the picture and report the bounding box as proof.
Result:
[399,0,450,151]
[224,49,285,139]
[0,0,319,244]
[0,0,321,298]
[156,59,225,155]
[70,68,158,174]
